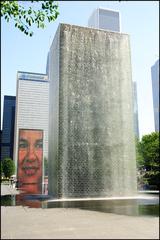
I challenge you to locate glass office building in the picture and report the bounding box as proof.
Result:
[1,95,16,161]
[151,59,159,132]
[88,8,121,32]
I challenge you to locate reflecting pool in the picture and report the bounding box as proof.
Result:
[1,193,159,217]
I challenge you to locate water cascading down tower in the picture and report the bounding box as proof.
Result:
[48,23,137,198]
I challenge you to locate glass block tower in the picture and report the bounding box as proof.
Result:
[48,23,137,198]
[13,71,49,170]
[133,82,139,139]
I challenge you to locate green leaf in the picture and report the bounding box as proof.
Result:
[28,9,32,15]
[28,19,31,26]
[39,22,45,29]
[1,1,60,36]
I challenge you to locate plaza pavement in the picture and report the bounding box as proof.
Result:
[1,184,159,239]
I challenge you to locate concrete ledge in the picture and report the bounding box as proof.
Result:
[47,194,159,202]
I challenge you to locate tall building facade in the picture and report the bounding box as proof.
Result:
[1,96,16,161]
[48,23,137,198]
[88,8,121,32]
[151,59,159,132]
[13,71,49,169]
[46,52,49,75]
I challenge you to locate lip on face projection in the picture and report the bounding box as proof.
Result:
[22,157,40,176]
[22,166,39,176]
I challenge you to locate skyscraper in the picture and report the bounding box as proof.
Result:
[88,8,121,32]
[151,59,159,132]
[1,96,16,161]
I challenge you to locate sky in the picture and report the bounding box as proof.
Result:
[1,1,159,138]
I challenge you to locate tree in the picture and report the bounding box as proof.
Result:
[136,132,159,189]
[1,1,59,36]
[2,158,15,178]
[0,161,3,177]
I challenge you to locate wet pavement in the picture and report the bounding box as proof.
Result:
[1,184,159,239]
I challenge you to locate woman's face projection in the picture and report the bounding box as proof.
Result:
[18,129,43,194]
